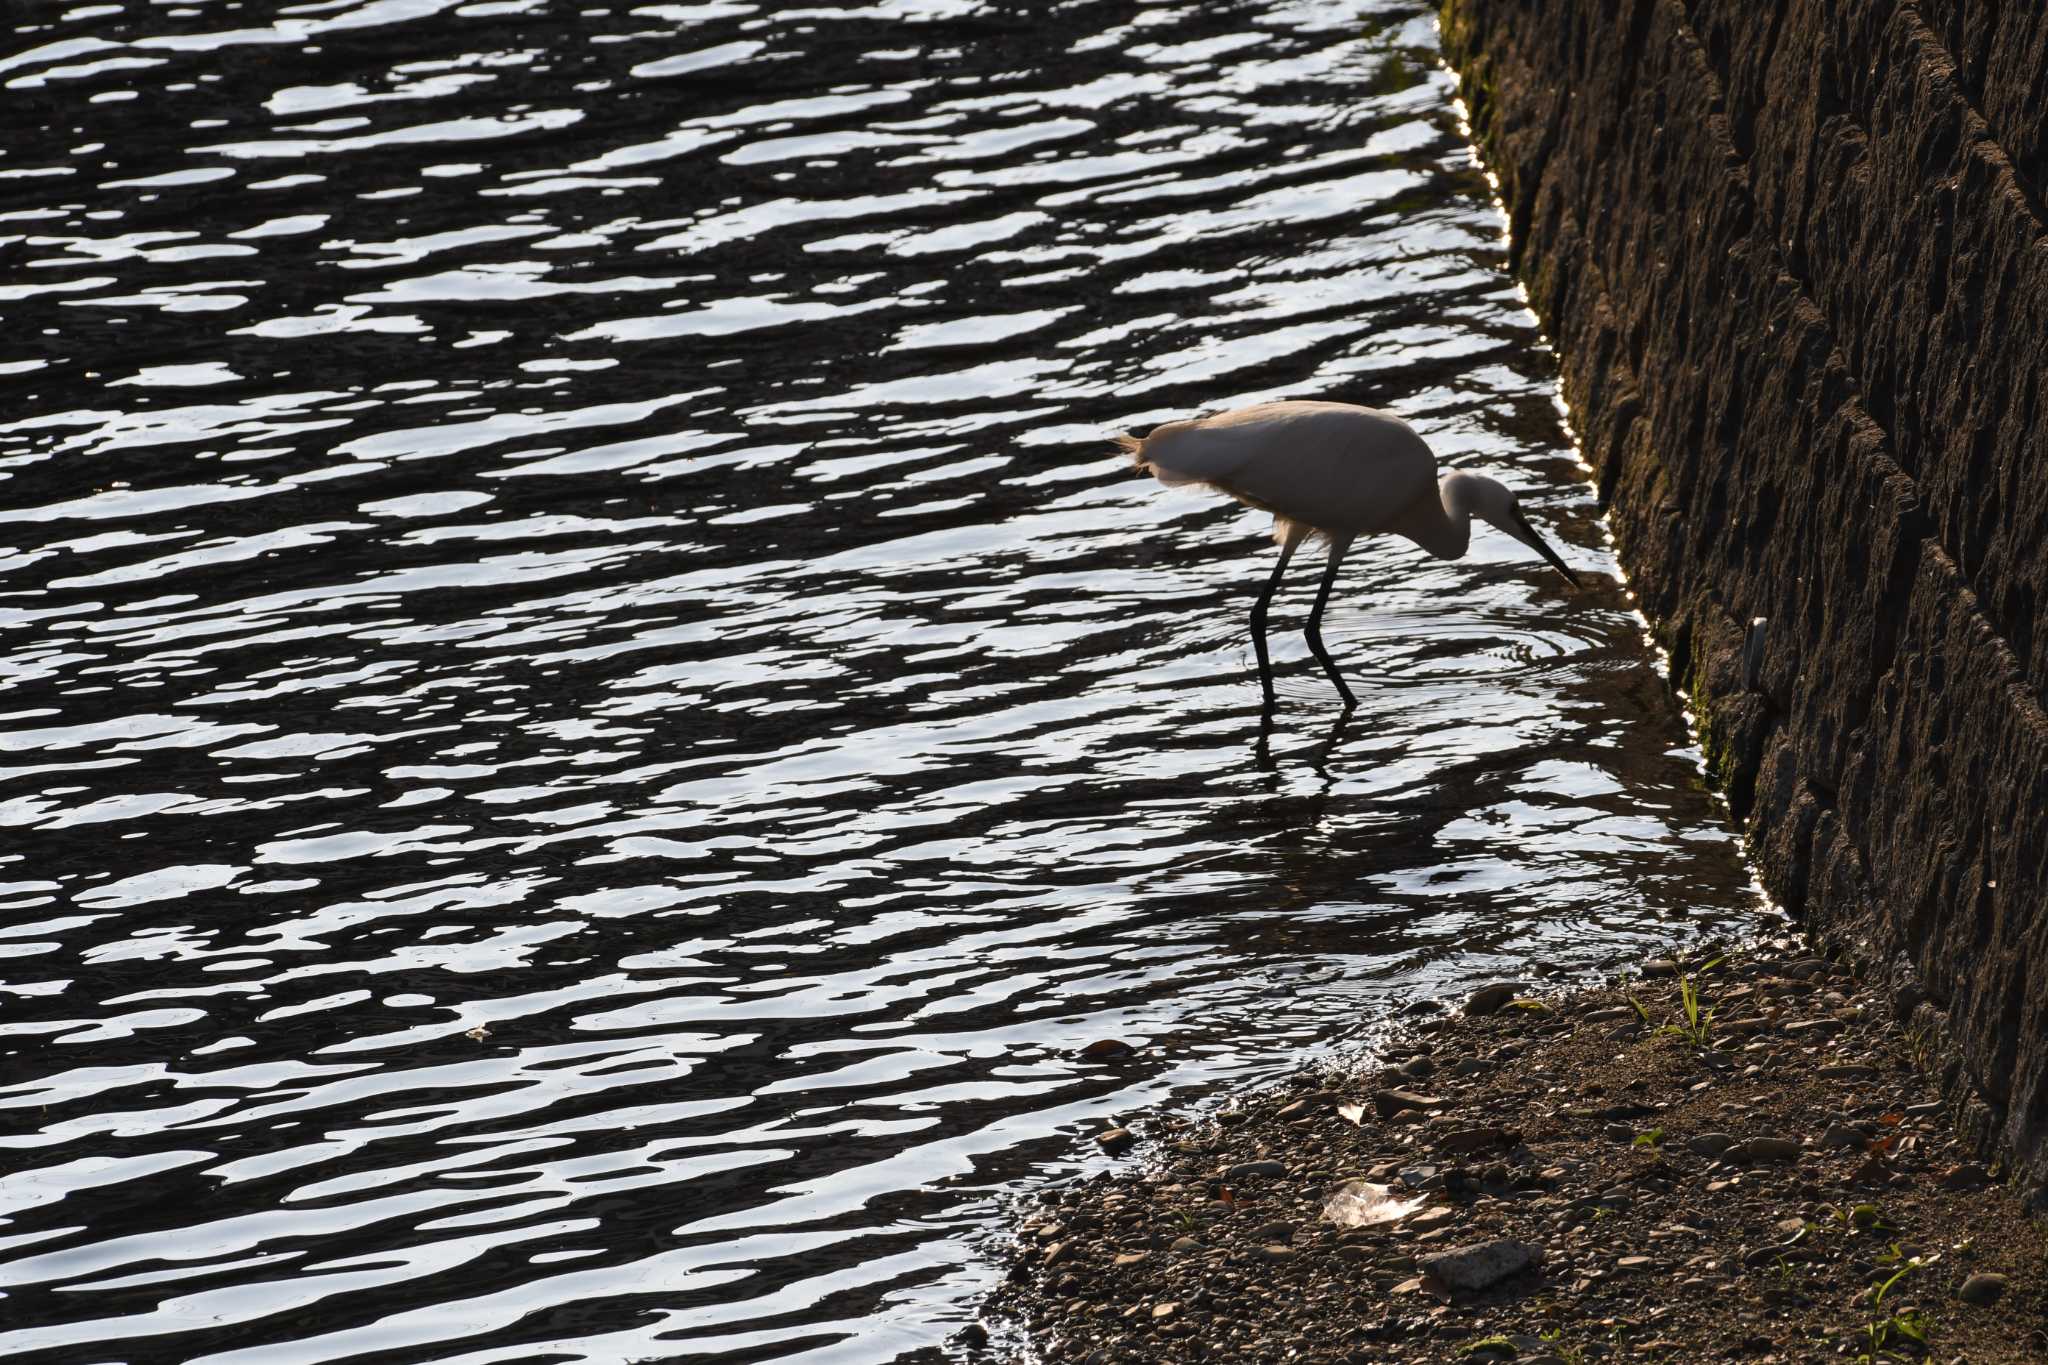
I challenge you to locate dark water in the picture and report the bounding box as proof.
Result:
[0,1,1759,1359]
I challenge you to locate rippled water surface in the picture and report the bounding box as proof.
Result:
[1,1,1760,1359]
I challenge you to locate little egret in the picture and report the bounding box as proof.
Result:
[1117,399,1581,707]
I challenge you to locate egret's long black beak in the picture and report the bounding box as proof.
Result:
[1513,509,1582,589]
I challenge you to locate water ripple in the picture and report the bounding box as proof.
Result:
[0,0,1756,1359]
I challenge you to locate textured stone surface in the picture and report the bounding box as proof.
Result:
[1441,0,2048,1198]
[1418,1237,1542,1292]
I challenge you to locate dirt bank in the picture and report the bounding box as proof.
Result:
[980,941,2047,1362]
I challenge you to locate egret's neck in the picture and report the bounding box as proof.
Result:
[1402,482,1473,560]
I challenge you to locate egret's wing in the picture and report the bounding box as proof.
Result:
[1138,402,1436,532]
[1136,403,1350,486]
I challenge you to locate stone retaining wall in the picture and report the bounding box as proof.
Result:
[1439,0,2048,1197]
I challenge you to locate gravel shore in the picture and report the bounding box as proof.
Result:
[978,937,2047,1362]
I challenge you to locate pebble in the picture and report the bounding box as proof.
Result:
[1152,1301,1178,1320]
[1958,1272,2009,1305]
[1169,1236,1200,1252]
[1465,982,1525,1016]
[1418,1237,1542,1292]
[1688,1132,1735,1157]
[1096,1128,1135,1152]
[1642,958,1680,977]
[1373,1088,1443,1118]
[1733,1135,1800,1163]
[1227,1159,1287,1180]
[1593,1103,1659,1120]
[1442,1125,1514,1154]
[1113,1251,1147,1267]
[1744,1237,1806,1268]
[1822,1123,1866,1149]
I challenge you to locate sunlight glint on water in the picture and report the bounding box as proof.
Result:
[0,1,1757,1359]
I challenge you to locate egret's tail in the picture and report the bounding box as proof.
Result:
[1115,430,1184,481]
[1115,425,1212,486]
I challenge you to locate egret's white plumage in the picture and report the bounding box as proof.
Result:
[1119,399,1580,707]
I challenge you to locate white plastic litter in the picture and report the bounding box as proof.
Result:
[1319,1179,1427,1228]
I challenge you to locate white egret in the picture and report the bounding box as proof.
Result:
[1117,399,1581,708]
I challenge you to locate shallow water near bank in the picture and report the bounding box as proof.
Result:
[0,1,1758,1359]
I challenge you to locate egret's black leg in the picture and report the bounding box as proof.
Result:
[1249,539,1298,704]
[1304,539,1356,708]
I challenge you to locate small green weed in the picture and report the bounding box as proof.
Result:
[1538,1326,1586,1365]
[1677,972,1713,1045]
[1855,1250,1930,1363]
[1857,1305,1929,1362]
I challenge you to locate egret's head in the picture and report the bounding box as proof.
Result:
[1443,472,1582,588]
